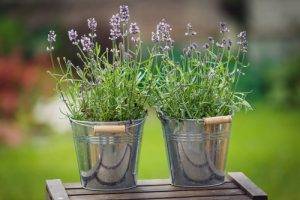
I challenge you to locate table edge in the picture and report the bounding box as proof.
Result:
[228,172,268,200]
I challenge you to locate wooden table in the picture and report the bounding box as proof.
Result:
[46,172,267,200]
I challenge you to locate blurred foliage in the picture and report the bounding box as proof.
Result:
[267,55,300,108]
[0,16,57,145]
[0,16,61,58]
[0,53,52,119]
[237,62,269,102]
[0,17,25,55]
[0,52,55,145]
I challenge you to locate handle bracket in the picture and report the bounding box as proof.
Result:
[203,115,232,125]
[93,125,126,134]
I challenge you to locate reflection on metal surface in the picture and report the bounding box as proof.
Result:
[70,118,145,190]
[159,114,231,187]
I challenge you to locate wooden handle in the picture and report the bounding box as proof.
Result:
[204,115,232,125]
[93,125,126,134]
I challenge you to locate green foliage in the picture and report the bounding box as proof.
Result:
[152,23,251,119]
[46,7,155,122]
[267,55,300,108]
[0,17,25,54]
[49,43,153,121]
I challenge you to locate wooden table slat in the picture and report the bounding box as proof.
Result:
[67,182,237,196]
[154,195,252,200]
[64,178,230,189]
[228,172,268,200]
[46,179,69,200]
[68,188,244,200]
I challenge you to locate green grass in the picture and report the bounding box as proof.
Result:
[0,103,300,199]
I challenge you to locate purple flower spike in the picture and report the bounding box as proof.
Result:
[109,14,122,40]
[237,31,248,52]
[80,35,94,52]
[129,22,140,34]
[157,18,172,42]
[110,14,121,27]
[87,18,97,38]
[151,32,159,43]
[183,42,199,56]
[119,5,130,23]
[203,43,209,50]
[87,18,97,31]
[68,29,78,45]
[129,22,140,43]
[237,31,247,39]
[190,42,198,50]
[47,30,56,52]
[47,30,56,43]
[227,39,232,50]
[219,21,229,33]
[153,18,173,51]
[185,23,197,36]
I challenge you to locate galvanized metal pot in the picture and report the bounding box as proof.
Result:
[158,113,232,187]
[69,118,145,190]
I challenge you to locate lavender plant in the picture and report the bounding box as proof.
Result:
[47,5,153,121]
[152,20,251,119]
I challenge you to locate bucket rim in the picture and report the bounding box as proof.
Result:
[69,116,146,125]
[156,110,232,122]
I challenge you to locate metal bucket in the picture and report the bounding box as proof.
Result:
[69,118,145,190]
[158,113,232,187]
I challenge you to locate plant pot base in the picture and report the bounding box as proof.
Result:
[81,184,137,191]
[171,180,225,188]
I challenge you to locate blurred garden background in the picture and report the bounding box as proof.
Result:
[0,0,300,199]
